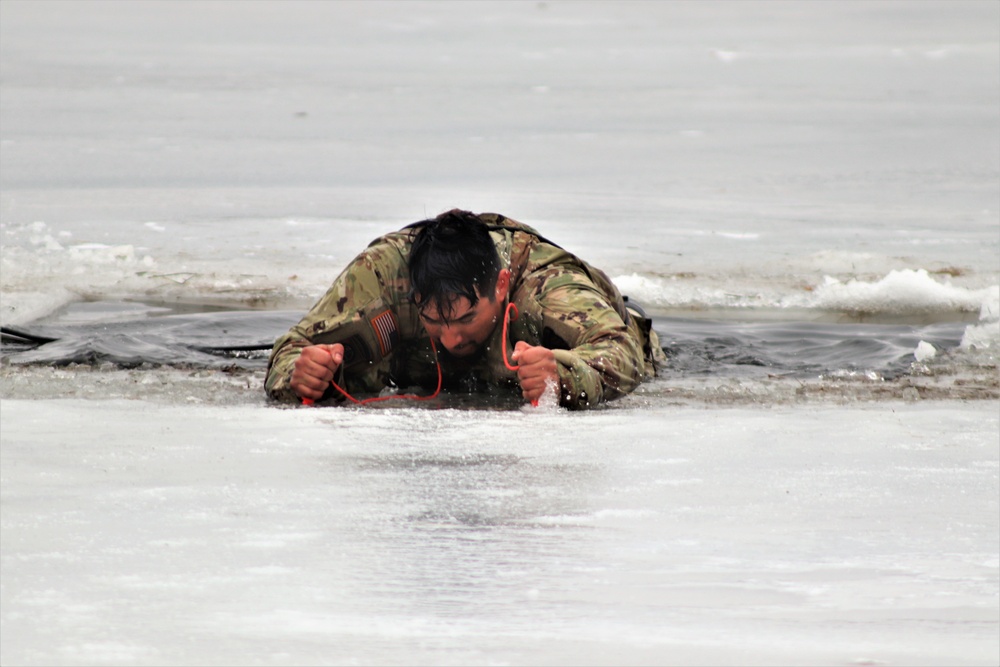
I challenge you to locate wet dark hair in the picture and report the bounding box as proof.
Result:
[408,209,502,321]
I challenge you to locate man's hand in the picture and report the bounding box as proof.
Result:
[290,344,344,401]
[511,341,559,404]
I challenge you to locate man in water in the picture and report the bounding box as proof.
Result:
[266,209,665,409]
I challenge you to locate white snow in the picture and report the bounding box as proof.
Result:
[806,270,997,317]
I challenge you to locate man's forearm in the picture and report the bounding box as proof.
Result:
[265,333,309,402]
[552,332,644,409]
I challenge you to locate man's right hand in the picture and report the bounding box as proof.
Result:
[290,344,344,401]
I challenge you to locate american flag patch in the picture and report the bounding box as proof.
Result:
[370,309,399,357]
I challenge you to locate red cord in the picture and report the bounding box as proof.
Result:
[303,302,535,407]
[331,338,442,406]
[502,302,538,407]
[301,339,442,407]
[501,302,520,372]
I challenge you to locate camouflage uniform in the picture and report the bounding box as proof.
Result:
[266,213,665,409]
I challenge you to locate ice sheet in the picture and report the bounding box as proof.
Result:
[1,1,998,664]
[2,399,998,666]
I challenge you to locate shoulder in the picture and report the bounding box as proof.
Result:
[363,228,417,261]
[478,213,549,242]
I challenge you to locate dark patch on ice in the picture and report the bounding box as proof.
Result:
[2,299,300,369]
[0,299,988,404]
[657,317,967,380]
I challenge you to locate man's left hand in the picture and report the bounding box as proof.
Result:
[512,341,559,403]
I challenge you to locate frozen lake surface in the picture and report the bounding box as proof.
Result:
[3,399,998,666]
[1,1,998,665]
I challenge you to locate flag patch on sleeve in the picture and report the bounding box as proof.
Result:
[370,309,399,357]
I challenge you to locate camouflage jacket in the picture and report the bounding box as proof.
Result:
[265,213,661,409]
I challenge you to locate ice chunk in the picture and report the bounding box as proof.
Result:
[914,341,936,362]
[959,288,1000,350]
[960,321,1000,350]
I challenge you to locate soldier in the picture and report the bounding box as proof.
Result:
[266,209,665,409]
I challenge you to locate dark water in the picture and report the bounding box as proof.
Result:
[0,300,968,379]
[1,301,299,369]
[658,317,966,380]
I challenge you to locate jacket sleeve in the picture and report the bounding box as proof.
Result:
[528,280,645,409]
[265,245,401,402]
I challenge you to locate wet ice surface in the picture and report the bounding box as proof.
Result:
[2,298,997,406]
[2,0,999,665]
[2,400,998,666]
[0,298,979,376]
[1,302,297,369]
